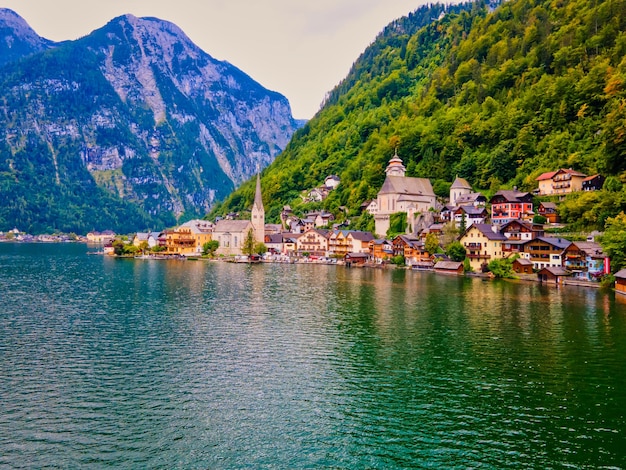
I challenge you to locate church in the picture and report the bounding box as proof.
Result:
[373,151,437,237]
[213,173,265,255]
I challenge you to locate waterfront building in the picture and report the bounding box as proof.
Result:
[458,223,507,271]
[368,239,394,263]
[295,228,330,257]
[562,241,608,281]
[213,220,255,256]
[615,269,626,296]
[520,236,571,270]
[163,226,196,255]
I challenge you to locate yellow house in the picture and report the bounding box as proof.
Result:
[459,223,507,271]
[179,219,214,254]
[163,226,196,256]
[536,168,587,196]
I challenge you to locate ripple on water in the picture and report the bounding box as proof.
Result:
[1,245,626,468]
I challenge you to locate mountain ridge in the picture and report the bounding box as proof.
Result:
[0,9,299,233]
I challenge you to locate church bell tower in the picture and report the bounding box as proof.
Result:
[251,172,265,244]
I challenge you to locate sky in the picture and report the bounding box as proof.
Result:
[2,0,437,119]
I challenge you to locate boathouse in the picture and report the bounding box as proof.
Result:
[537,266,572,285]
[615,269,626,296]
[434,261,464,275]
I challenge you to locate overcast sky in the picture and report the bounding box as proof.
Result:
[3,0,439,119]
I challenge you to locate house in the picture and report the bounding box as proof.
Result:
[562,241,608,281]
[434,261,464,275]
[615,269,626,296]
[345,252,369,266]
[213,220,255,256]
[537,202,560,224]
[133,232,150,248]
[179,219,214,254]
[265,233,285,254]
[500,220,544,257]
[373,150,437,236]
[582,174,605,192]
[306,211,335,228]
[490,190,534,224]
[361,200,378,215]
[369,239,394,263]
[453,205,488,228]
[346,231,375,254]
[535,168,587,196]
[458,223,507,271]
[392,235,430,266]
[295,228,330,257]
[86,230,116,243]
[325,175,341,189]
[163,226,196,256]
[537,266,572,284]
[305,187,328,202]
[521,237,571,270]
[512,258,534,274]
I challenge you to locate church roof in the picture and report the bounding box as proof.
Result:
[213,219,253,233]
[451,176,472,189]
[379,175,435,197]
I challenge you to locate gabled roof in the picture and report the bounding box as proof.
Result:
[539,266,571,276]
[379,175,435,197]
[348,231,375,242]
[615,269,626,279]
[535,236,571,250]
[435,261,463,270]
[451,176,472,190]
[456,192,486,204]
[539,202,558,210]
[135,232,149,240]
[583,174,602,181]
[213,219,253,233]
[265,233,284,244]
[457,205,488,216]
[569,241,605,257]
[536,171,558,181]
[490,190,532,203]
[467,223,507,241]
[513,258,533,266]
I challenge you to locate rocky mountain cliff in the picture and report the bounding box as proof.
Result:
[0,9,299,233]
[0,8,56,67]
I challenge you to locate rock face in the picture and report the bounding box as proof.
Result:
[0,9,299,232]
[0,8,56,66]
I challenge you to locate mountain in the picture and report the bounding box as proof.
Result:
[0,8,56,67]
[214,0,626,231]
[0,10,299,234]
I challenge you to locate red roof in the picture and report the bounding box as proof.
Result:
[536,171,557,181]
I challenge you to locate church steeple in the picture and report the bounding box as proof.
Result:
[385,148,406,177]
[251,171,265,244]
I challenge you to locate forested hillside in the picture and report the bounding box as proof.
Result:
[214,0,626,229]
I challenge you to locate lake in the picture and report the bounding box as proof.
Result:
[0,243,625,468]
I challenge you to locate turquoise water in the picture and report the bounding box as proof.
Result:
[0,243,625,468]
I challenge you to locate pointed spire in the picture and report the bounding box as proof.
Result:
[253,171,264,211]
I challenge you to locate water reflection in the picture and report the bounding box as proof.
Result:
[1,245,625,468]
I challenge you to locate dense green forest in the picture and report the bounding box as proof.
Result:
[212,0,626,230]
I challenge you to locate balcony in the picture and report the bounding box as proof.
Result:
[467,253,491,260]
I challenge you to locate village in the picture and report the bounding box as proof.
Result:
[5,151,624,294]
